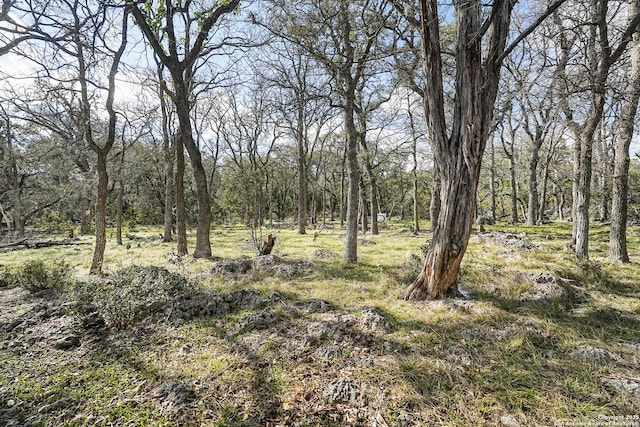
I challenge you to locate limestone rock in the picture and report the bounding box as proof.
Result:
[227,310,277,336]
[360,307,393,332]
[310,249,338,259]
[603,376,640,403]
[569,345,619,365]
[323,378,364,405]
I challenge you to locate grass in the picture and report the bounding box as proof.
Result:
[0,220,639,425]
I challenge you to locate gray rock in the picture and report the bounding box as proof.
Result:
[53,334,80,350]
[360,307,393,332]
[227,310,277,336]
[501,414,521,427]
[37,398,71,413]
[150,382,195,406]
[223,289,267,310]
[316,345,343,360]
[448,345,473,366]
[306,315,354,342]
[169,289,269,322]
[480,232,537,250]
[211,257,253,275]
[310,249,338,259]
[531,272,557,284]
[521,281,566,301]
[168,293,226,321]
[323,378,364,405]
[294,299,334,313]
[252,254,282,269]
[603,376,640,402]
[569,345,619,365]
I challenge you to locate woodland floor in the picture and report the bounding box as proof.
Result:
[0,222,639,426]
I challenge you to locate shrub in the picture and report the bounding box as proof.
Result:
[0,259,73,292]
[73,266,193,329]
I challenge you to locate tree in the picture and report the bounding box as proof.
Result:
[555,0,640,262]
[128,0,242,258]
[497,102,522,225]
[4,0,129,273]
[76,4,129,274]
[394,0,566,300]
[255,39,330,234]
[610,0,640,263]
[259,0,391,262]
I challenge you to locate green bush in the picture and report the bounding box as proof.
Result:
[73,266,193,330]
[0,259,73,292]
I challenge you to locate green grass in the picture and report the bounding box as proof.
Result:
[1,220,639,425]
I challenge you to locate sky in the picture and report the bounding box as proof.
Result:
[1,0,639,160]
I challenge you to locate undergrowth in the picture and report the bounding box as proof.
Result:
[0,259,72,292]
[0,221,638,426]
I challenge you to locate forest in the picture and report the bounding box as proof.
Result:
[1,0,640,426]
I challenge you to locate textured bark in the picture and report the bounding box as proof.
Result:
[340,1,363,264]
[527,144,540,225]
[610,0,640,263]
[128,0,242,259]
[501,123,519,224]
[175,133,188,256]
[429,176,440,234]
[116,179,124,246]
[557,0,640,262]
[297,108,308,235]
[408,103,420,232]
[172,74,212,258]
[489,141,497,223]
[400,0,514,300]
[90,153,108,275]
[359,132,380,235]
[344,98,360,263]
[508,152,518,224]
[160,67,174,243]
[86,9,128,275]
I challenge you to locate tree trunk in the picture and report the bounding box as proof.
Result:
[344,103,360,263]
[408,97,421,232]
[89,152,108,275]
[160,73,174,243]
[163,141,175,243]
[359,132,379,235]
[116,179,124,246]
[430,177,440,234]
[507,151,518,224]
[539,161,550,224]
[412,151,420,232]
[340,148,346,227]
[610,0,640,263]
[403,154,480,299]
[573,132,594,261]
[175,133,188,256]
[80,189,92,235]
[297,106,308,235]
[172,72,211,258]
[527,144,540,225]
[489,139,497,223]
[403,0,514,300]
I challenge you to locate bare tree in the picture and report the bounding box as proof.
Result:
[555,0,640,262]
[393,0,567,300]
[258,0,391,263]
[610,0,640,263]
[128,0,243,258]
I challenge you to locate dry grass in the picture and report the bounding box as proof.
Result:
[1,220,639,426]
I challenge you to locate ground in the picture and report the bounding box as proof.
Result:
[0,222,639,426]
